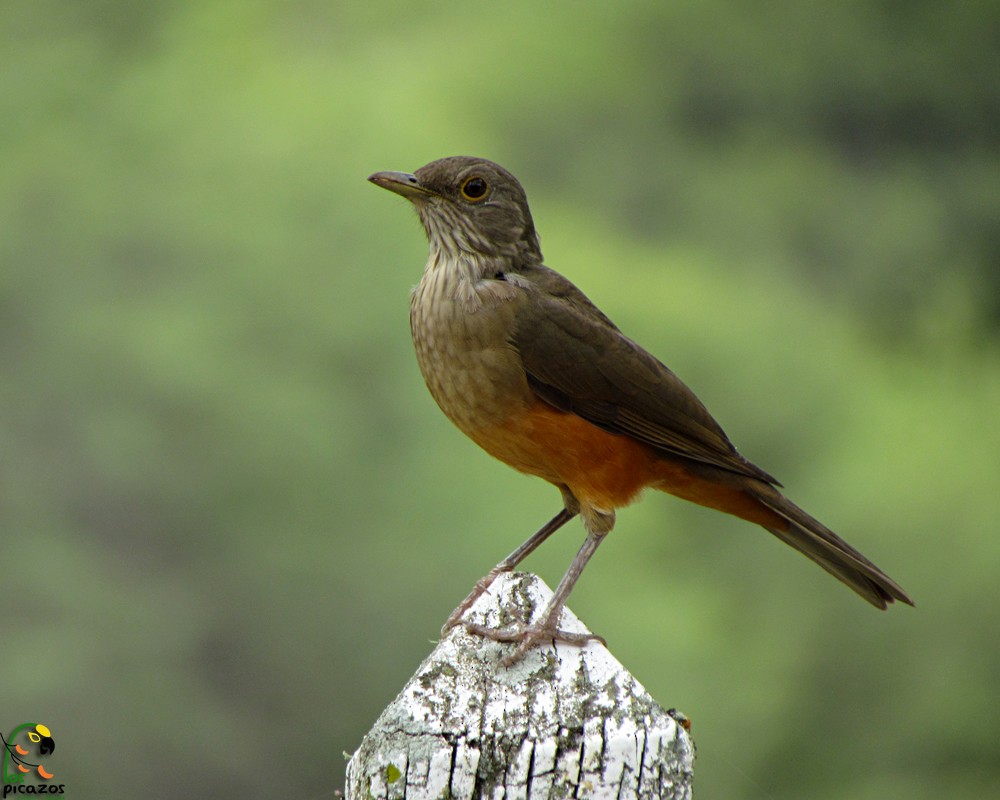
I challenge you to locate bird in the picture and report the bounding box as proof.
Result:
[368,156,912,664]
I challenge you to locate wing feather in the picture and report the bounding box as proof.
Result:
[509,265,778,484]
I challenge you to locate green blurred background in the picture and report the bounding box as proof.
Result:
[3,1,998,797]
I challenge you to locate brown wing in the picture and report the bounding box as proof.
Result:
[509,265,779,485]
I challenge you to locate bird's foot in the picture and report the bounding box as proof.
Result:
[461,619,606,666]
[440,568,509,636]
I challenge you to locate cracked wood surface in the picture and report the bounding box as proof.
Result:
[346,572,694,799]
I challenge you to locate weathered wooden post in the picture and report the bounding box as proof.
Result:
[346,572,695,799]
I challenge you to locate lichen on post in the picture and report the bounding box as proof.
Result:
[346,572,695,799]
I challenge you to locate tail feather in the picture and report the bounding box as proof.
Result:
[748,483,913,609]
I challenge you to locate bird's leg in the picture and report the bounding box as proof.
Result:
[464,522,611,666]
[441,507,577,635]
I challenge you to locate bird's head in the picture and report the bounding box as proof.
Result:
[369,156,542,264]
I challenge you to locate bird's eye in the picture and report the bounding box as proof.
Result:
[460,176,489,201]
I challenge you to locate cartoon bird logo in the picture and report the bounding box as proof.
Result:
[2,723,55,782]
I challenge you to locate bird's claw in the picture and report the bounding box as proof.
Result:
[440,570,509,635]
[461,619,606,666]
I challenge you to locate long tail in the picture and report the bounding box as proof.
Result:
[746,483,913,609]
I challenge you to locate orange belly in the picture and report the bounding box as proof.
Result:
[470,400,786,528]
[469,400,659,512]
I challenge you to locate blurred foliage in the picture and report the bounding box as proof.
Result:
[1,1,998,798]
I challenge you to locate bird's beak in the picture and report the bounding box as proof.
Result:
[368,170,435,201]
